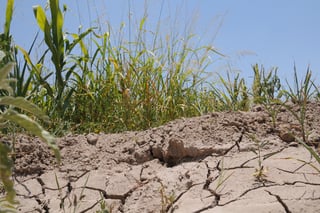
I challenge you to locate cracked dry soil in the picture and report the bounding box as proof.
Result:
[4,102,320,212]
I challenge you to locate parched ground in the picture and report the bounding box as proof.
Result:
[3,102,320,212]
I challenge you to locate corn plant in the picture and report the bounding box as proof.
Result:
[296,137,320,167]
[251,64,283,128]
[283,65,315,104]
[252,64,281,104]
[0,4,56,210]
[215,158,234,192]
[59,9,221,133]
[11,32,49,99]
[249,137,286,182]
[0,141,16,213]
[211,72,249,111]
[0,0,14,69]
[282,68,316,143]
[32,0,92,121]
[3,0,224,133]
[159,182,176,213]
[0,0,38,98]
[0,52,60,211]
[248,134,269,182]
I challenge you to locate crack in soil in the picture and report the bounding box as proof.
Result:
[266,190,292,213]
[219,182,279,206]
[236,147,286,169]
[283,180,320,186]
[166,182,204,212]
[276,167,319,175]
[11,102,320,212]
[78,199,103,213]
[223,128,244,155]
[35,197,50,213]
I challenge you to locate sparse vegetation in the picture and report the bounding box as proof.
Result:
[159,182,176,213]
[248,134,269,182]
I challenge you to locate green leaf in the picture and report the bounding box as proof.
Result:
[0,96,50,122]
[0,62,14,82]
[66,28,93,54]
[15,45,33,66]
[49,0,64,56]
[0,143,15,205]
[139,17,146,31]
[2,109,61,162]
[32,5,48,32]
[33,5,54,53]
[296,137,320,165]
[0,62,15,94]
[0,50,5,61]
[4,0,14,37]
[71,33,88,59]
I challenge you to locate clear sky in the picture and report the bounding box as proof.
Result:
[1,0,319,85]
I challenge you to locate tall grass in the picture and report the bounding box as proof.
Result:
[13,0,221,134]
[3,0,320,135]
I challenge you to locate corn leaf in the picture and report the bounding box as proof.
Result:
[0,62,15,94]
[32,5,47,32]
[33,5,54,53]
[0,143,16,205]
[0,96,50,122]
[4,0,14,37]
[296,137,320,165]
[2,109,61,162]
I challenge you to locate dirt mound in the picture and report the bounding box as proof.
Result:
[4,102,320,212]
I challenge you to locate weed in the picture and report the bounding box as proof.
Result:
[248,134,269,182]
[0,0,14,69]
[58,174,89,213]
[215,158,234,193]
[252,64,281,104]
[32,0,93,123]
[95,195,113,213]
[278,67,320,177]
[295,137,320,166]
[284,65,315,104]
[211,72,249,111]
[282,68,316,143]
[159,182,176,213]
[251,64,283,129]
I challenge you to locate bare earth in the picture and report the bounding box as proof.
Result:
[6,102,320,212]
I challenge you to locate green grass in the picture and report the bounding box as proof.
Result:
[1,0,319,136]
[1,2,320,136]
[12,0,224,134]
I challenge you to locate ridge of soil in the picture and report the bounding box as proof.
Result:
[3,102,320,212]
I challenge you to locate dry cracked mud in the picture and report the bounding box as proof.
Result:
[2,102,320,212]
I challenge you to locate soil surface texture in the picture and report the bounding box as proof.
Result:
[4,102,320,212]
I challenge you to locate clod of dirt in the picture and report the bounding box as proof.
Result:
[308,131,320,145]
[86,133,99,145]
[279,131,295,143]
[162,137,215,166]
[13,135,56,175]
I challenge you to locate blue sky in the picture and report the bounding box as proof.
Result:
[1,0,319,85]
